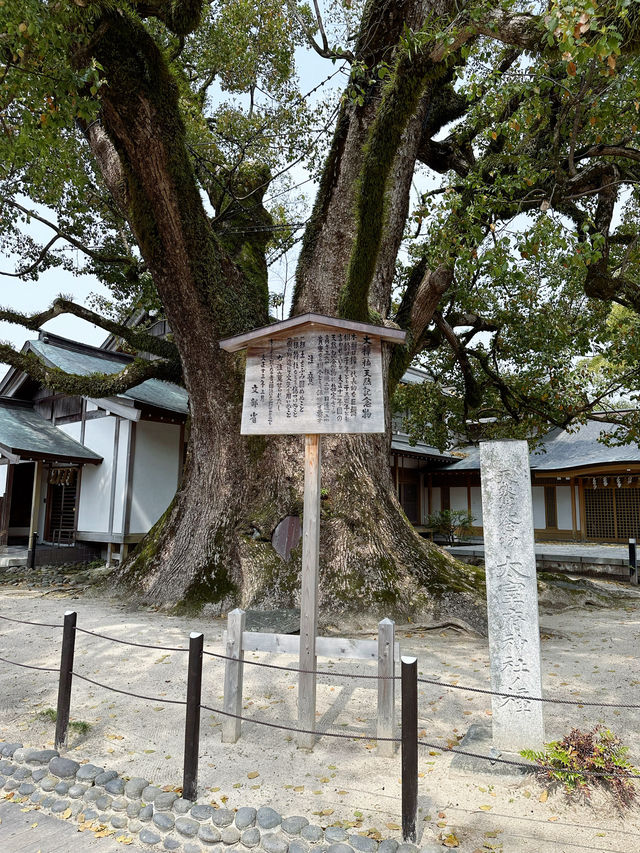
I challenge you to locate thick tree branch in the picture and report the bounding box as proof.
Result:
[432,311,482,409]
[0,299,180,363]
[2,199,131,266]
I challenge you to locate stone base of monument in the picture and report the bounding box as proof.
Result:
[450,724,537,777]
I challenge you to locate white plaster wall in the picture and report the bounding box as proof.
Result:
[557,485,573,530]
[129,421,181,534]
[450,486,468,512]
[470,486,483,526]
[0,464,7,497]
[532,486,546,529]
[430,487,441,514]
[111,421,131,535]
[59,422,81,442]
[575,486,580,529]
[77,417,117,533]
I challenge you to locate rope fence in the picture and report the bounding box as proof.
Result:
[1,607,639,842]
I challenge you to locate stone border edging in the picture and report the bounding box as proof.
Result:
[0,744,438,853]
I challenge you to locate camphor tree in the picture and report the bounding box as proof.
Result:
[2,1,640,622]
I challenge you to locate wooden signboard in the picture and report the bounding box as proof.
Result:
[220,313,406,749]
[241,327,384,435]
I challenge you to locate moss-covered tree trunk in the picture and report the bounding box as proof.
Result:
[82,2,485,629]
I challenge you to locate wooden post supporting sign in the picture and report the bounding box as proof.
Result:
[298,434,322,747]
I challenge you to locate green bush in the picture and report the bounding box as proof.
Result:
[521,726,637,807]
[426,509,475,544]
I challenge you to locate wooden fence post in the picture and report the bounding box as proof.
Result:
[401,655,418,843]
[183,631,203,801]
[629,539,638,585]
[55,610,77,750]
[222,609,245,743]
[377,618,395,756]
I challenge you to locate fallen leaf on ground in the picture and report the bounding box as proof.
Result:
[443,834,459,848]
[539,791,548,803]
[247,771,259,779]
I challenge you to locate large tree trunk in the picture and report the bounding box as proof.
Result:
[84,3,486,630]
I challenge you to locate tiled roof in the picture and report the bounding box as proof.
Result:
[0,398,101,463]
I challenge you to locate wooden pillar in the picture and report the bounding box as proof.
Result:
[28,461,43,553]
[298,434,321,749]
[377,618,395,756]
[222,609,245,743]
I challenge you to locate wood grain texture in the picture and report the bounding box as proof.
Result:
[222,608,246,743]
[377,617,396,756]
[298,434,321,748]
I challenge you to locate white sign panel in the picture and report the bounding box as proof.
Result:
[240,328,385,435]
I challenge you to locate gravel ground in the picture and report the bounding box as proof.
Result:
[1,569,640,852]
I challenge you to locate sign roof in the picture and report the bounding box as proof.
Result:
[219,313,406,353]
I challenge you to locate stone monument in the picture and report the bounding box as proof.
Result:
[479,439,545,751]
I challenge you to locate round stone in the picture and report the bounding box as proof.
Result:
[49,756,80,779]
[221,826,240,845]
[262,833,289,853]
[199,825,222,844]
[105,777,125,796]
[257,807,281,830]
[125,777,149,799]
[211,808,235,827]
[128,799,143,817]
[18,782,35,796]
[140,828,163,846]
[241,827,261,848]
[176,816,200,838]
[327,845,354,853]
[0,761,16,776]
[3,779,18,791]
[378,842,398,853]
[129,820,144,833]
[154,812,176,831]
[76,764,103,782]
[13,767,32,781]
[41,795,56,809]
[32,768,48,783]
[349,836,378,853]
[40,776,57,792]
[281,817,308,836]
[83,808,100,822]
[235,806,256,830]
[24,749,59,766]
[70,801,84,817]
[301,825,323,843]
[54,781,70,796]
[84,788,102,802]
[164,839,181,851]
[30,791,44,804]
[191,803,216,821]
[184,845,202,853]
[51,799,71,813]
[112,815,128,829]
[173,798,193,814]
[95,794,112,811]
[112,797,128,812]
[155,792,178,811]
[140,804,154,822]
[1,743,22,758]
[288,841,309,853]
[325,828,348,843]
[94,770,118,786]
[68,784,87,799]
[397,845,417,853]
[142,785,163,803]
